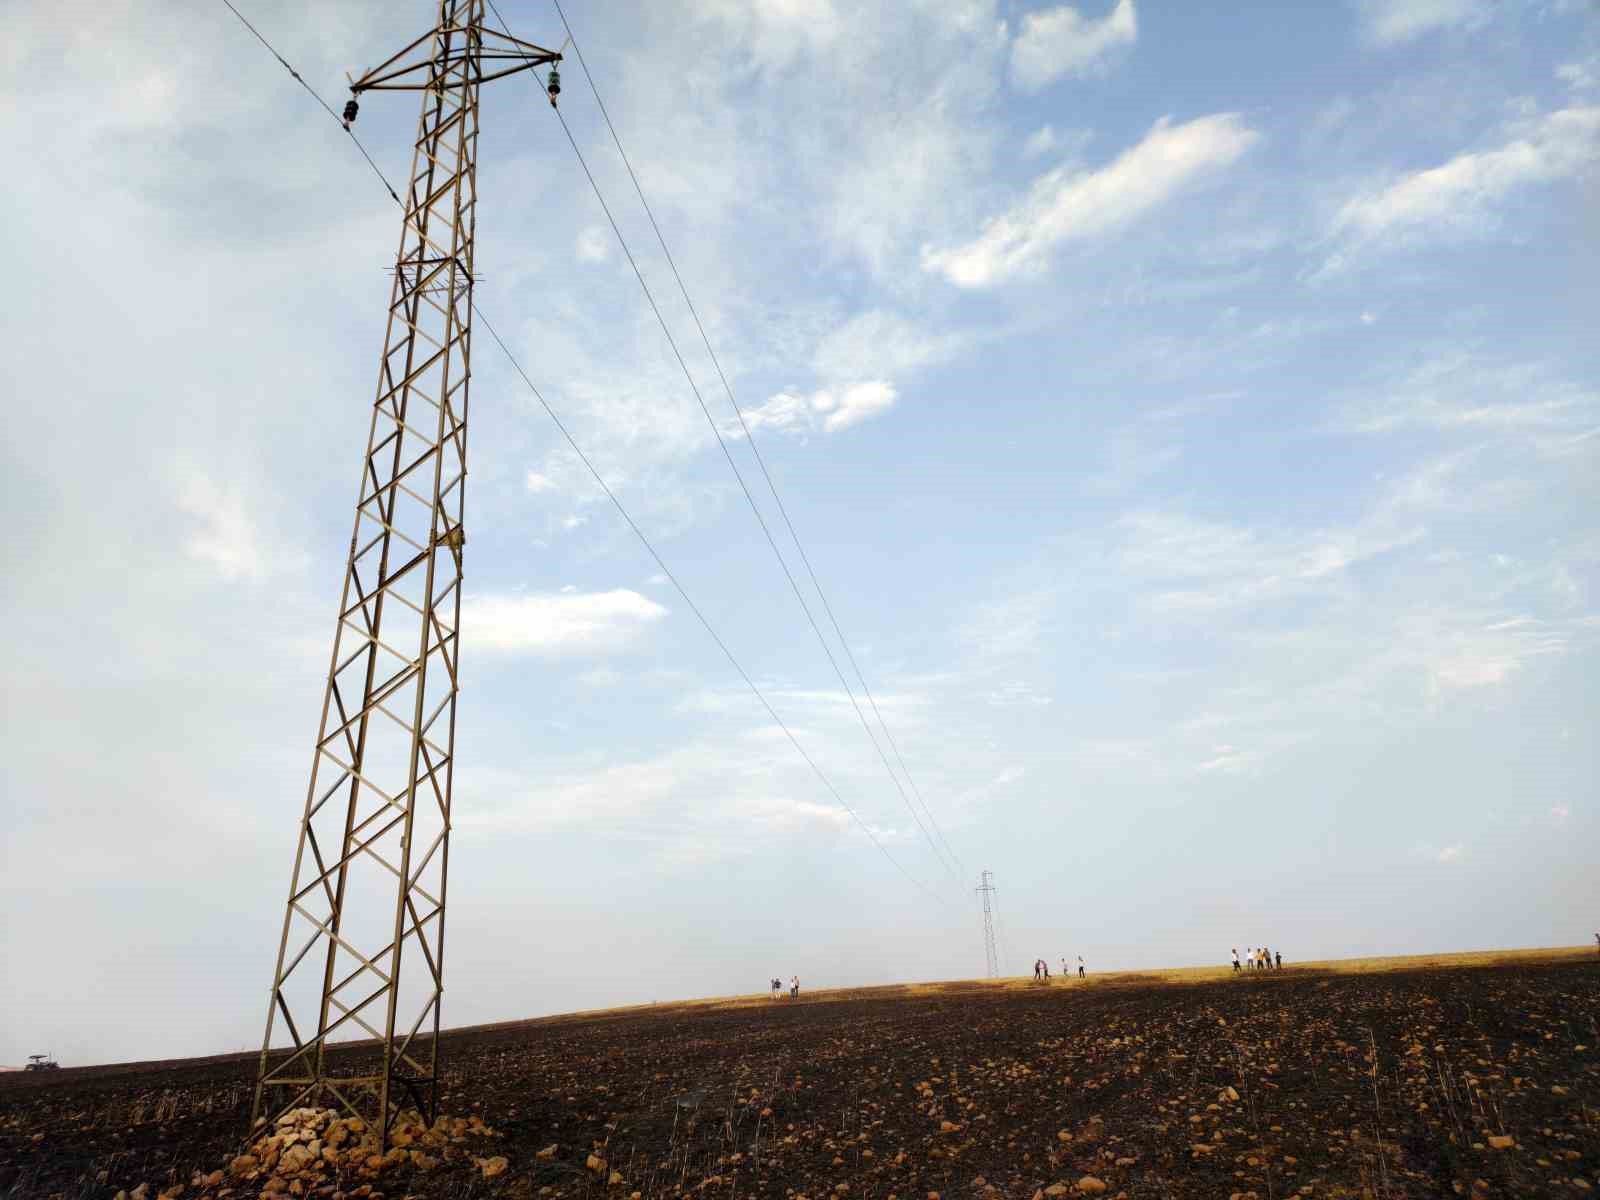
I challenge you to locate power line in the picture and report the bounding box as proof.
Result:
[547,0,964,878]
[217,0,951,911]
[219,0,400,204]
[473,309,952,911]
[491,0,964,888]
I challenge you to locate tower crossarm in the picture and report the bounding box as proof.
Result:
[351,26,559,92]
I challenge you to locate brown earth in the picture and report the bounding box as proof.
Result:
[3,951,1598,1199]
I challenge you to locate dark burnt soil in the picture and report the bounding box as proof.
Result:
[3,960,1598,1199]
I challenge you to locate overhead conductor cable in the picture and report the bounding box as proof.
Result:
[218,0,953,912]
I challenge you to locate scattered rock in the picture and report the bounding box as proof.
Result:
[1487,1136,1515,1150]
[478,1155,509,1179]
[1076,1179,1107,1195]
[536,1143,558,1160]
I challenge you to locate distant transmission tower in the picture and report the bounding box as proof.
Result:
[252,1,560,1146]
[976,870,999,978]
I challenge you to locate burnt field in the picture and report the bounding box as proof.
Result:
[3,957,1598,1200]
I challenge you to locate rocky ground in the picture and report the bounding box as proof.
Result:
[2,958,1597,1199]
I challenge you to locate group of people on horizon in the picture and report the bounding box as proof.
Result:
[769,976,799,999]
[1233,946,1282,972]
[1033,956,1085,980]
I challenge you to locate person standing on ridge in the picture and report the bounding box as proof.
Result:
[1275,950,1282,970]
[1077,956,1085,979]
[1232,948,1241,973]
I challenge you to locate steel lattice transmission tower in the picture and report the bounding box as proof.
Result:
[976,870,999,979]
[253,1,559,1144]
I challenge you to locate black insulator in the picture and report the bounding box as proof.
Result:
[342,98,359,127]
[547,66,561,105]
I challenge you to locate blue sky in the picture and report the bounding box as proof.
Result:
[1,0,1597,1065]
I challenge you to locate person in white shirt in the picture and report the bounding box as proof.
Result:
[1231,948,1241,973]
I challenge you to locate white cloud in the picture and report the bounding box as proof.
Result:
[734,380,898,437]
[961,589,1059,660]
[1196,744,1262,775]
[983,681,1054,707]
[1551,805,1571,820]
[1325,106,1600,260]
[1115,510,1424,613]
[995,765,1026,785]
[462,589,667,655]
[816,381,898,432]
[1433,654,1517,688]
[1557,57,1598,92]
[1360,311,1377,324]
[575,226,611,263]
[171,462,303,582]
[1436,844,1463,863]
[1023,125,1061,159]
[1357,0,1490,45]
[562,514,589,530]
[1011,0,1137,91]
[813,311,970,383]
[737,391,816,436]
[1335,354,1600,446]
[525,471,557,493]
[922,114,1259,287]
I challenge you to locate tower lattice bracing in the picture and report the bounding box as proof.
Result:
[254,0,558,1143]
[977,870,999,978]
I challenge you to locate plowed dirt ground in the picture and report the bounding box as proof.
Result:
[4,951,1597,1199]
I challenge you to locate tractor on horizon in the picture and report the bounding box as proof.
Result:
[24,1054,59,1072]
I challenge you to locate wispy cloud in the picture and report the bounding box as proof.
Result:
[812,310,972,383]
[733,381,898,437]
[1357,0,1491,46]
[1557,57,1598,91]
[960,589,1059,660]
[1023,125,1061,159]
[462,590,667,655]
[171,460,303,583]
[1334,353,1600,452]
[1010,0,1137,91]
[922,114,1259,287]
[1196,744,1263,775]
[575,226,610,263]
[1318,105,1600,274]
